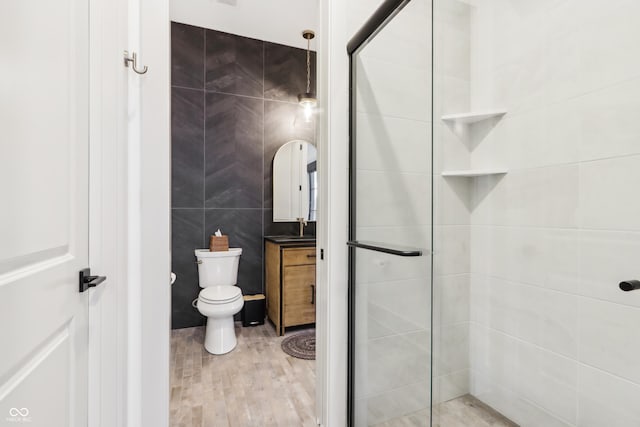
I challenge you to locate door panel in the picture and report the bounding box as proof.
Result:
[347,0,433,425]
[283,264,316,326]
[0,0,90,425]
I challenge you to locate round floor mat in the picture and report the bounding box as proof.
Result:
[281,330,316,360]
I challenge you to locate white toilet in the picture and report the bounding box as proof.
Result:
[194,248,244,355]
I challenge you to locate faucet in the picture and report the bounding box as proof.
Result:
[297,217,308,237]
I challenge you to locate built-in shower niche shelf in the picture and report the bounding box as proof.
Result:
[441,110,507,124]
[441,169,508,178]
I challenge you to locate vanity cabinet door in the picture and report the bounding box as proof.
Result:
[283,264,316,327]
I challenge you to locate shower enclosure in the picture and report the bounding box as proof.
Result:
[348,0,640,426]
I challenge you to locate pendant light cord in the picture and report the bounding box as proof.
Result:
[306,37,311,94]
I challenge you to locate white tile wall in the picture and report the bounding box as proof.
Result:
[578,298,640,385]
[471,165,580,228]
[460,1,640,426]
[470,226,581,295]
[433,274,470,326]
[579,230,640,308]
[434,225,470,277]
[432,0,474,408]
[356,56,432,121]
[579,155,640,231]
[356,169,431,227]
[470,276,579,358]
[356,113,431,174]
[577,364,640,427]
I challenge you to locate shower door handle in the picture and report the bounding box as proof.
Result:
[620,280,640,291]
[347,240,424,257]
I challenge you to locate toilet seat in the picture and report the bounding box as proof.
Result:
[199,285,242,304]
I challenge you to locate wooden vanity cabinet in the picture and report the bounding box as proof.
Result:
[265,241,316,336]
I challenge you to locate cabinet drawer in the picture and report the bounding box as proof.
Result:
[282,247,316,266]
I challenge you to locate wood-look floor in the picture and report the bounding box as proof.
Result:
[170,324,516,427]
[170,323,316,427]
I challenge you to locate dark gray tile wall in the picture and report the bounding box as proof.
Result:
[171,22,317,329]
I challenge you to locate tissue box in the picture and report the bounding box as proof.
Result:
[209,235,229,252]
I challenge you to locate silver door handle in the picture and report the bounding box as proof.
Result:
[123,50,148,74]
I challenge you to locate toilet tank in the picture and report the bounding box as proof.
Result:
[194,248,242,287]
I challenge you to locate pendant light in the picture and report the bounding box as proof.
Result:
[297,30,316,122]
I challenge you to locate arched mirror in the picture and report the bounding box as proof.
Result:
[272,140,317,222]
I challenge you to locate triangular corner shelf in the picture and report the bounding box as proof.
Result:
[441,110,507,125]
[441,169,508,178]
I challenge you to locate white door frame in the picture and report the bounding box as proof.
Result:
[136,0,171,425]
[316,0,350,425]
[87,0,130,425]
[88,0,170,426]
[88,1,355,426]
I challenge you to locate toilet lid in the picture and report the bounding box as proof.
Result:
[199,286,242,304]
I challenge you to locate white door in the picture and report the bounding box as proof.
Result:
[0,0,92,426]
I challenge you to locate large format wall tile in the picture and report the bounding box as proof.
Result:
[579,229,640,308]
[359,331,430,398]
[470,276,578,358]
[471,165,580,229]
[470,226,581,295]
[577,76,640,162]
[205,208,263,296]
[469,324,577,427]
[172,87,204,208]
[361,380,430,425]
[356,170,431,228]
[171,209,205,329]
[171,25,317,329]
[205,30,263,97]
[356,112,431,174]
[205,92,263,209]
[580,154,640,232]
[264,42,316,103]
[356,56,432,122]
[171,22,204,89]
[578,364,640,427]
[579,298,640,385]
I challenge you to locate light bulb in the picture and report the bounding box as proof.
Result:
[304,103,313,122]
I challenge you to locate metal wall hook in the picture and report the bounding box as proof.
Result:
[123,50,148,75]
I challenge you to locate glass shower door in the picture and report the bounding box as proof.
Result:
[347,1,433,425]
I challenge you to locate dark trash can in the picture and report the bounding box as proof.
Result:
[241,294,266,327]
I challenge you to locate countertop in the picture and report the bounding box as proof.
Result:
[264,235,316,244]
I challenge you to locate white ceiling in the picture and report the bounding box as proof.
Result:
[170,0,319,49]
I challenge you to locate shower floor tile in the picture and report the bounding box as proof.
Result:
[375,395,517,427]
[433,395,518,427]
